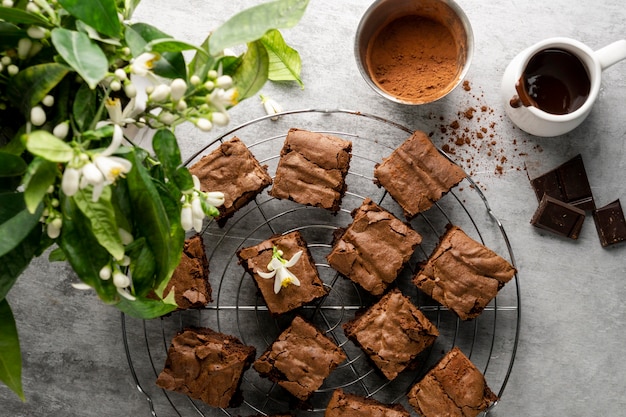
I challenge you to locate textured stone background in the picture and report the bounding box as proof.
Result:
[2,0,626,416]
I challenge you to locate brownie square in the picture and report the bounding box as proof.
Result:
[189,136,272,225]
[407,347,498,417]
[237,231,328,315]
[529,154,595,211]
[325,388,410,417]
[326,198,422,296]
[413,224,516,320]
[162,234,212,309]
[343,289,438,380]
[156,327,256,408]
[269,128,352,211]
[253,316,346,401]
[593,199,626,247]
[531,194,586,239]
[374,130,466,219]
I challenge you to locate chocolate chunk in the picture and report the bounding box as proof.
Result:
[592,199,626,247]
[530,154,595,211]
[530,194,586,239]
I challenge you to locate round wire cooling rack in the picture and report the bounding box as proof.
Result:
[121,108,521,417]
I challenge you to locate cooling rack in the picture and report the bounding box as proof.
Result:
[122,108,521,416]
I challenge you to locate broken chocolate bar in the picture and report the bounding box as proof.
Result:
[531,194,586,239]
[530,154,595,211]
[592,199,626,247]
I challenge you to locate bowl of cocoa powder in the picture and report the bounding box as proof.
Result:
[355,0,474,105]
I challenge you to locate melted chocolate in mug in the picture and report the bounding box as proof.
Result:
[511,48,591,115]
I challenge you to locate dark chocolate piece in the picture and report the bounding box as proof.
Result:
[592,199,626,247]
[327,198,422,296]
[407,347,498,417]
[189,136,272,226]
[325,388,411,417]
[531,194,586,239]
[269,128,352,212]
[343,289,438,380]
[237,231,328,316]
[413,224,516,320]
[253,316,346,401]
[156,327,256,408]
[530,154,595,211]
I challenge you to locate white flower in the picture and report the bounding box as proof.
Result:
[71,282,92,290]
[104,97,136,126]
[81,162,104,187]
[130,52,160,77]
[181,204,193,231]
[94,154,131,183]
[257,247,302,293]
[205,191,225,207]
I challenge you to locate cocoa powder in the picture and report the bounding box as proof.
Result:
[366,15,460,103]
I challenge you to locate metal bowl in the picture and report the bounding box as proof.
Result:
[355,0,474,105]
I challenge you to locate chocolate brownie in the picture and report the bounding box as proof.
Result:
[326,198,422,296]
[325,388,410,417]
[407,347,498,417]
[269,128,352,212]
[374,130,466,218]
[237,231,328,315]
[413,224,516,320]
[162,234,212,309]
[189,136,272,225]
[156,327,256,408]
[343,289,439,380]
[253,316,346,401]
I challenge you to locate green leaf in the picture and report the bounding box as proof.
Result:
[261,29,303,86]
[51,28,109,90]
[146,38,206,55]
[125,23,186,79]
[126,150,180,290]
[0,152,26,177]
[25,130,74,163]
[125,237,156,297]
[0,6,51,26]
[73,187,125,261]
[72,83,98,132]
[115,291,177,319]
[188,35,216,81]
[48,247,67,262]
[209,0,309,53]
[0,192,43,258]
[0,21,26,51]
[57,0,121,38]
[22,157,58,213]
[232,41,269,100]
[0,221,41,302]
[152,129,193,192]
[0,299,24,401]
[59,195,118,303]
[6,63,69,116]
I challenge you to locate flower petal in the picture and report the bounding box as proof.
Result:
[284,250,303,267]
[257,270,276,279]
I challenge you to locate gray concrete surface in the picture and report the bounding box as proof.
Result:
[2,0,626,416]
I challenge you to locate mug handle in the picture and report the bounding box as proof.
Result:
[595,39,626,70]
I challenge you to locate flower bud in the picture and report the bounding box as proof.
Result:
[47,217,62,239]
[2,0,14,7]
[27,26,46,39]
[212,112,229,126]
[7,64,19,76]
[17,38,32,60]
[149,84,170,102]
[26,2,40,14]
[190,75,201,86]
[114,68,127,80]
[215,75,233,89]
[113,271,131,288]
[30,105,46,126]
[53,121,69,139]
[205,191,225,207]
[196,118,212,132]
[159,111,176,126]
[176,100,187,112]
[42,94,54,107]
[1,56,11,66]
[261,95,282,121]
[169,78,187,101]
[191,195,204,219]
[124,83,137,98]
[118,228,134,245]
[99,265,112,280]
[110,80,122,91]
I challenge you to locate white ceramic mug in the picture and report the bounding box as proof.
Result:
[501,37,626,137]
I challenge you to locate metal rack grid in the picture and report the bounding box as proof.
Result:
[122,109,520,416]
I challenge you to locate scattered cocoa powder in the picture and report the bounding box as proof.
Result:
[367,15,461,103]
[428,80,544,184]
